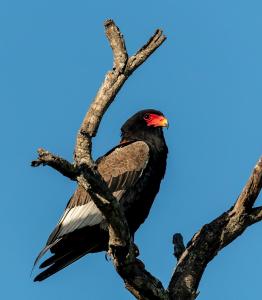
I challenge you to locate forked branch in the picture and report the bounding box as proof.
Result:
[74,19,166,167]
[168,157,262,300]
[32,19,262,300]
[32,19,167,300]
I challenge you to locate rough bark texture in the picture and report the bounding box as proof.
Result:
[168,157,262,300]
[173,233,186,261]
[74,19,166,167]
[32,19,262,300]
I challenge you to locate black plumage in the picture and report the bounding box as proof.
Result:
[33,109,168,281]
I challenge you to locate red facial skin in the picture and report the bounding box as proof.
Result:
[143,113,169,128]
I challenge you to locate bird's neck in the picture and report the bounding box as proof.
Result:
[120,130,168,156]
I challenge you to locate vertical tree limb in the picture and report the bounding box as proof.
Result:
[32,19,262,300]
[74,19,166,166]
[33,19,167,300]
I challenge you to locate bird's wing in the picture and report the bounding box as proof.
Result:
[47,141,150,244]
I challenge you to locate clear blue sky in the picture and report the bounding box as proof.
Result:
[1,0,262,299]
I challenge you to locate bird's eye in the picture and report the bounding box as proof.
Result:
[143,113,151,120]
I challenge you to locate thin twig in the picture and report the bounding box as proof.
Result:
[173,233,185,261]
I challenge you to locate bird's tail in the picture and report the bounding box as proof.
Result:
[33,245,97,282]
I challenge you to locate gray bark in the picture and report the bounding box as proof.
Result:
[32,19,262,300]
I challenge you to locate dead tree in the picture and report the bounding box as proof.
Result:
[32,19,262,300]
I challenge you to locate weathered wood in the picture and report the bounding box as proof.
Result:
[32,19,167,300]
[173,233,186,261]
[32,19,262,300]
[168,157,262,300]
[74,20,166,167]
[31,148,79,180]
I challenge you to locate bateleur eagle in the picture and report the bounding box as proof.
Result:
[33,109,168,281]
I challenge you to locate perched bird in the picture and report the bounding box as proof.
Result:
[33,109,168,281]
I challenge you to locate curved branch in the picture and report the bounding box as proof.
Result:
[31,18,262,300]
[168,157,262,300]
[74,20,166,166]
[32,19,167,300]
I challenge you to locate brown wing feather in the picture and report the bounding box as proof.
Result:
[46,141,150,245]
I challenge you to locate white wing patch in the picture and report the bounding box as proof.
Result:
[51,141,150,239]
[56,190,126,237]
[58,202,104,237]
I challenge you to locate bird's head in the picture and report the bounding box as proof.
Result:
[121,109,168,147]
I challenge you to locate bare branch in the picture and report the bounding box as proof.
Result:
[82,177,170,299]
[32,19,167,300]
[78,172,131,249]
[168,157,262,300]
[115,255,169,300]
[32,18,262,300]
[232,157,262,214]
[32,148,131,248]
[104,19,128,72]
[127,29,166,75]
[219,156,262,248]
[31,148,79,180]
[74,20,166,166]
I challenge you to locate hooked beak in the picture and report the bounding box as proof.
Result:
[159,116,169,128]
[146,114,169,128]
